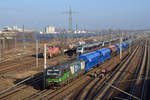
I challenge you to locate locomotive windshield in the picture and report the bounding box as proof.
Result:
[47,70,60,76]
[77,47,82,50]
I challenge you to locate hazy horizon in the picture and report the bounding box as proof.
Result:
[0,0,149,30]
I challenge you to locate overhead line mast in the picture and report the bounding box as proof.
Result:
[69,7,73,34]
[64,7,78,42]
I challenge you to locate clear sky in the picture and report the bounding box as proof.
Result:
[0,0,149,30]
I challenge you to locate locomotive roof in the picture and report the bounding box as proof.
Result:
[46,59,80,70]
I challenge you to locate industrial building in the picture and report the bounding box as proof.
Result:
[45,25,56,34]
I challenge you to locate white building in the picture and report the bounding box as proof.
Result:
[45,25,56,33]
[13,25,18,30]
[74,30,87,34]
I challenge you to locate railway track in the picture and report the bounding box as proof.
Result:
[127,40,149,100]
[0,53,32,64]
[104,41,143,100]
[0,73,43,100]
[0,41,139,100]
[67,41,138,100]
[23,47,129,100]
[106,40,149,100]
[34,42,137,100]
[0,57,44,74]
[90,43,140,100]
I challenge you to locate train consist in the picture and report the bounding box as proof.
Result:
[45,40,134,87]
[46,38,120,58]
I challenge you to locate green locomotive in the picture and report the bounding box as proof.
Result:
[46,60,85,87]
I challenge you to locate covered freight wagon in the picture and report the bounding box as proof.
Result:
[127,40,134,45]
[78,51,100,72]
[122,42,129,50]
[115,43,126,53]
[96,48,111,64]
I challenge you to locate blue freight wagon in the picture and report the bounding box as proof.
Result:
[78,51,100,72]
[115,44,121,53]
[96,48,111,64]
[115,43,126,53]
[121,42,126,51]
[127,40,133,45]
[122,42,129,50]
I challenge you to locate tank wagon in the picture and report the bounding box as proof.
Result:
[45,39,134,88]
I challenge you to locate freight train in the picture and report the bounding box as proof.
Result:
[45,40,134,87]
[46,38,119,58]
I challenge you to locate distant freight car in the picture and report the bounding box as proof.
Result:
[122,42,129,50]
[115,43,121,54]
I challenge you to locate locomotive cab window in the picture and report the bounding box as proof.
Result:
[77,47,82,50]
[47,70,60,76]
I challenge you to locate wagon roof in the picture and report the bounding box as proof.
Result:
[96,48,111,55]
[78,51,100,62]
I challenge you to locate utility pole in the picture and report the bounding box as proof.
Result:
[22,25,26,54]
[109,29,112,45]
[0,40,1,61]
[99,29,101,41]
[129,33,131,53]
[120,30,123,59]
[2,36,5,49]
[101,30,102,41]
[14,31,17,54]
[43,44,47,89]
[36,40,38,68]
[2,34,5,59]
[75,24,78,42]
[61,30,65,57]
